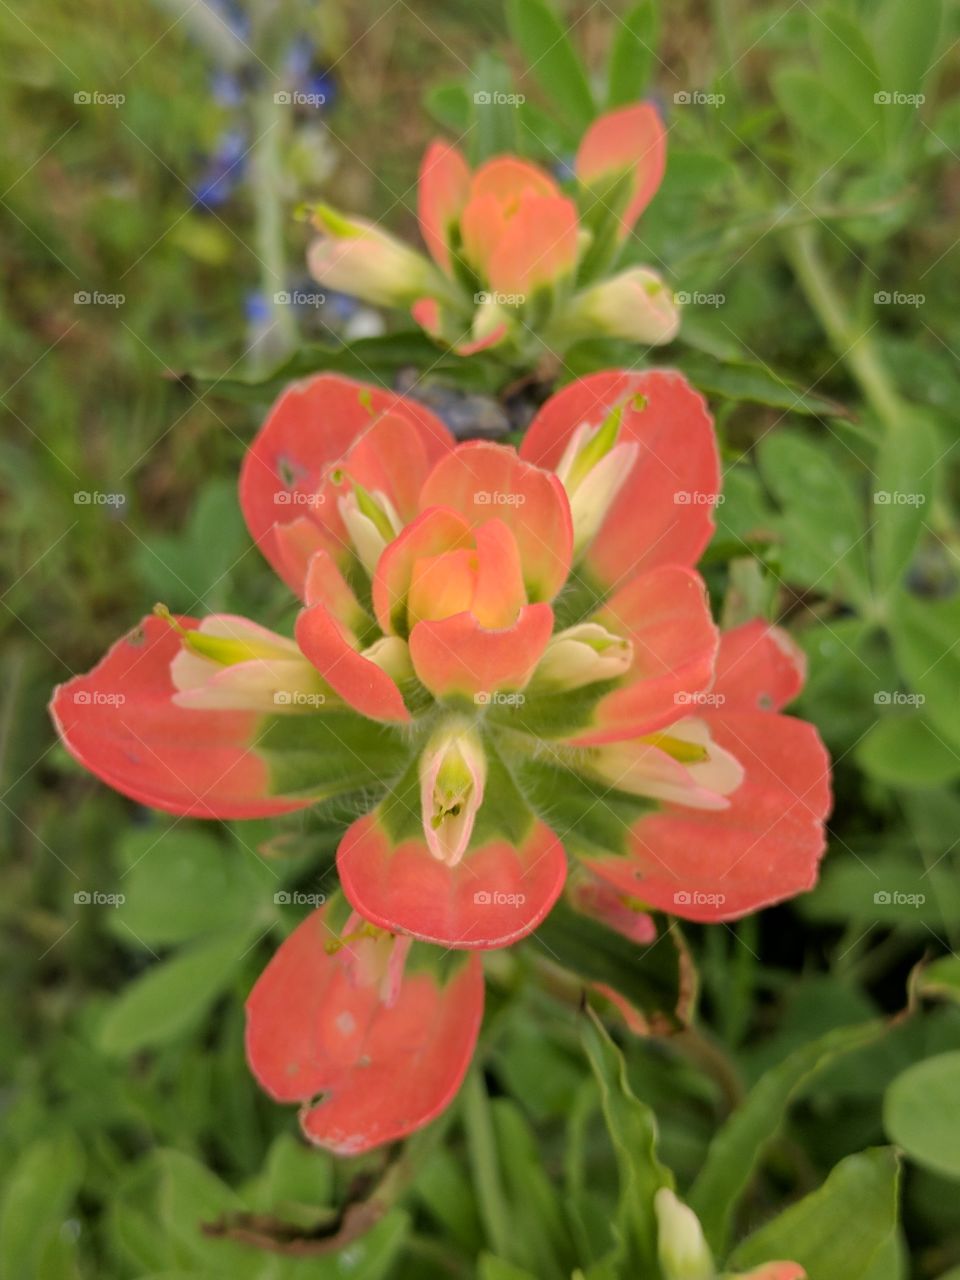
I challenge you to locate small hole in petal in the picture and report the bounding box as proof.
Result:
[277,454,302,488]
[335,1010,356,1036]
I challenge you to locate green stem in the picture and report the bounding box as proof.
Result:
[151,0,247,67]
[784,224,905,430]
[463,1066,512,1258]
[250,92,298,367]
[674,1024,745,1113]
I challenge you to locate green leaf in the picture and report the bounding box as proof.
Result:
[916,955,960,1004]
[515,100,577,161]
[506,0,595,131]
[689,1020,886,1253]
[491,1100,574,1278]
[134,479,247,612]
[252,1132,335,1224]
[871,412,941,594]
[188,333,502,404]
[471,52,519,162]
[155,1149,256,1276]
[875,0,943,141]
[888,590,960,751]
[837,170,916,246]
[424,82,472,132]
[493,1012,585,1121]
[810,7,883,140]
[800,847,958,930]
[478,1258,540,1280]
[796,617,897,752]
[110,827,273,947]
[98,930,251,1056]
[0,1135,84,1280]
[876,0,942,93]
[534,899,687,1030]
[679,353,849,417]
[773,67,879,161]
[107,1199,175,1275]
[757,429,871,606]
[855,712,960,789]
[580,1009,671,1273]
[727,1147,900,1279]
[607,3,659,106]
[884,1051,960,1180]
[415,1149,483,1253]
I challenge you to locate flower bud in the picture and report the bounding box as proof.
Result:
[161,609,327,712]
[361,635,414,682]
[655,1188,715,1280]
[419,721,487,866]
[337,481,402,576]
[307,205,445,308]
[560,267,680,346]
[586,719,744,811]
[554,401,639,558]
[533,622,633,690]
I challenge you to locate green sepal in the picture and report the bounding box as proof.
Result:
[487,677,620,740]
[378,730,535,850]
[512,753,656,858]
[256,707,413,800]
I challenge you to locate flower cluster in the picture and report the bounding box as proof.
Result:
[52,368,830,1153]
[306,104,680,360]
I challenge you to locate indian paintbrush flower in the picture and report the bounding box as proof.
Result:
[307,103,680,361]
[51,368,831,1151]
